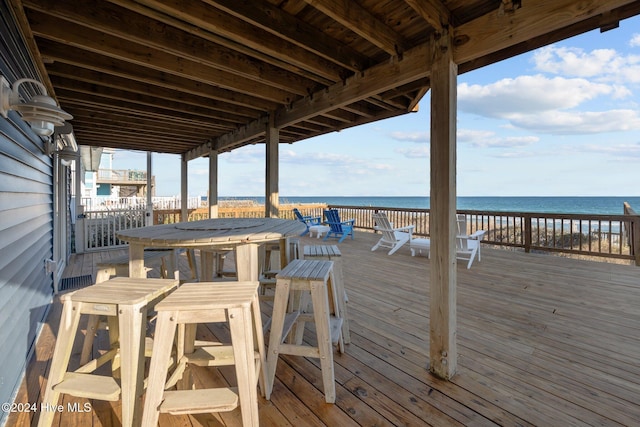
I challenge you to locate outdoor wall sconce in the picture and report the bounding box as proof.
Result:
[0,75,72,137]
[50,121,79,162]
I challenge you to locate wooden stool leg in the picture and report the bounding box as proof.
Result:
[265,279,290,400]
[291,290,311,345]
[118,304,147,427]
[107,316,121,378]
[251,293,267,397]
[236,243,259,282]
[332,258,350,344]
[229,306,259,427]
[326,271,344,354]
[37,300,82,427]
[186,249,199,280]
[310,282,336,403]
[79,314,100,365]
[141,310,178,427]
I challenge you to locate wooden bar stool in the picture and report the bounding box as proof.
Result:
[303,244,350,344]
[141,281,265,427]
[259,238,300,295]
[38,277,179,427]
[265,259,343,403]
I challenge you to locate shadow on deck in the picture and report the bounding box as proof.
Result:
[8,231,640,426]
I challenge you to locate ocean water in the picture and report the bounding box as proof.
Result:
[221,196,640,215]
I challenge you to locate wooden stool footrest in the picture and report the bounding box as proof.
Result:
[160,388,239,415]
[53,373,120,401]
[187,345,261,367]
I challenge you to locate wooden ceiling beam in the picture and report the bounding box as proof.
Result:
[75,136,194,154]
[70,112,219,138]
[183,43,430,159]
[38,40,278,112]
[60,98,233,132]
[303,0,408,55]
[207,0,369,73]
[23,0,321,94]
[25,9,301,104]
[71,123,206,142]
[274,43,429,128]
[403,0,452,31]
[454,0,640,64]
[47,63,262,119]
[57,92,237,131]
[129,0,365,77]
[51,77,250,125]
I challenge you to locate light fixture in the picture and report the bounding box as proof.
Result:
[52,122,79,163]
[0,75,72,136]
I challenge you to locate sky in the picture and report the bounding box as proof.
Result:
[110,14,640,198]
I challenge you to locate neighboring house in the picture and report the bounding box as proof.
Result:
[82,147,153,201]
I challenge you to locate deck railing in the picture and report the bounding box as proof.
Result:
[328,205,638,263]
[77,198,640,264]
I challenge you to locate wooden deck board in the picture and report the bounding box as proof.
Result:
[8,231,640,426]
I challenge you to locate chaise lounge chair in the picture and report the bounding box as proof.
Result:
[371,212,415,255]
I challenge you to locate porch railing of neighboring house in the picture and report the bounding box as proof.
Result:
[76,197,640,264]
[82,207,147,251]
[96,169,148,183]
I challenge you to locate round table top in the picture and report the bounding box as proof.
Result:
[116,217,306,248]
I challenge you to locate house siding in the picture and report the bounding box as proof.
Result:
[0,2,55,423]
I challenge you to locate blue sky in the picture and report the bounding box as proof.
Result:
[112,15,640,197]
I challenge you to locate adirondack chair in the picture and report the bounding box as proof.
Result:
[293,207,322,236]
[323,209,355,243]
[456,214,486,268]
[371,212,414,255]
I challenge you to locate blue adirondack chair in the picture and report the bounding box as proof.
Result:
[323,208,355,243]
[293,208,322,236]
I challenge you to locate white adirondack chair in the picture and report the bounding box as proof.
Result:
[371,212,414,255]
[456,214,486,268]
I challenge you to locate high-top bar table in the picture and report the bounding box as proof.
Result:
[117,218,307,282]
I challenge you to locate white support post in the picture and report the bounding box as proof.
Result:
[209,147,219,219]
[146,152,153,226]
[429,29,458,380]
[181,153,188,222]
[265,113,279,218]
[74,154,85,253]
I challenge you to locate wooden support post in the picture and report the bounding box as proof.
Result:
[265,113,279,218]
[524,214,532,253]
[429,28,458,379]
[181,153,188,222]
[624,202,640,266]
[146,152,153,226]
[209,148,219,219]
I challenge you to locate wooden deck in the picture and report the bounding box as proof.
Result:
[8,231,640,426]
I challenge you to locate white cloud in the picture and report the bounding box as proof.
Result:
[389,131,429,143]
[457,129,538,148]
[581,142,640,157]
[508,109,640,134]
[631,34,640,47]
[396,145,429,158]
[459,75,618,118]
[223,146,263,163]
[532,45,640,84]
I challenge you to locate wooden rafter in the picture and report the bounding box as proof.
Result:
[302,0,408,55]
